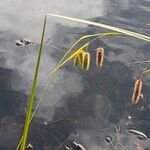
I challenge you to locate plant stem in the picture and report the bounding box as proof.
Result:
[20,15,47,150]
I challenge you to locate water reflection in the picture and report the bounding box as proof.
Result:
[0,0,150,149]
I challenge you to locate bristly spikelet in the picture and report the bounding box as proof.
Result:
[131,79,143,104]
[96,47,104,68]
[78,50,84,64]
[73,55,81,67]
[73,50,85,67]
[82,52,90,71]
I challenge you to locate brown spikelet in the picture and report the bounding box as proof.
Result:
[73,55,81,67]
[131,79,143,104]
[96,47,104,68]
[82,52,90,71]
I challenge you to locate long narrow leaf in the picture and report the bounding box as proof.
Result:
[47,13,150,42]
[20,15,47,150]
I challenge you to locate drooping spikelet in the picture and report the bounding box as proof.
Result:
[96,47,104,68]
[78,50,84,64]
[73,50,85,67]
[131,79,143,104]
[73,55,82,67]
[82,52,90,71]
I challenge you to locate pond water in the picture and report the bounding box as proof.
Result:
[0,0,150,149]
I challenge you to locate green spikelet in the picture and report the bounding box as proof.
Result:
[78,50,84,64]
[82,52,90,71]
[73,55,82,67]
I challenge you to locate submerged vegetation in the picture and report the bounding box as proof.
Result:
[17,13,150,149]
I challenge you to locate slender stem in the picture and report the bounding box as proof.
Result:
[47,32,118,77]
[132,60,150,64]
[20,15,47,150]
[140,62,150,79]
[48,43,88,77]
[47,32,120,77]
[143,70,150,74]
[46,32,117,76]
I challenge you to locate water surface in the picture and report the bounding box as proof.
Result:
[0,0,150,149]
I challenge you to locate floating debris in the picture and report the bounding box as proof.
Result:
[72,142,86,150]
[64,146,71,150]
[43,121,48,126]
[128,129,148,140]
[138,106,145,111]
[104,136,113,143]
[96,47,104,68]
[140,93,144,99]
[26,143,33,149]
[15,38,31,46]
[126,115,134,126]
[131,79,143,104]
[128,116,132,120]
[82,52,90,71]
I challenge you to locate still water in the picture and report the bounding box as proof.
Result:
[0,0,150,149]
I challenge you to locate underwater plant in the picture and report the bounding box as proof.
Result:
[17,13,150,149]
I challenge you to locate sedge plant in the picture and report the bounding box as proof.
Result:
[18,13,150,150]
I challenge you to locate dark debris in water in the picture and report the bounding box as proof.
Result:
[15,38,31,46]
[72,142,86,150]
[65,142,86,150]
[64,146,71,150]
[104,136,113,143]
[26,143,33,149]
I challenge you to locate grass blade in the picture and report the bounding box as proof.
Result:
[20,15,47,150]
[47,13,150,42]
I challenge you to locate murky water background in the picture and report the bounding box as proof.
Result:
[0,0,150,149]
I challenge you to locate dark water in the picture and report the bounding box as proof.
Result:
[0,0,150,149]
